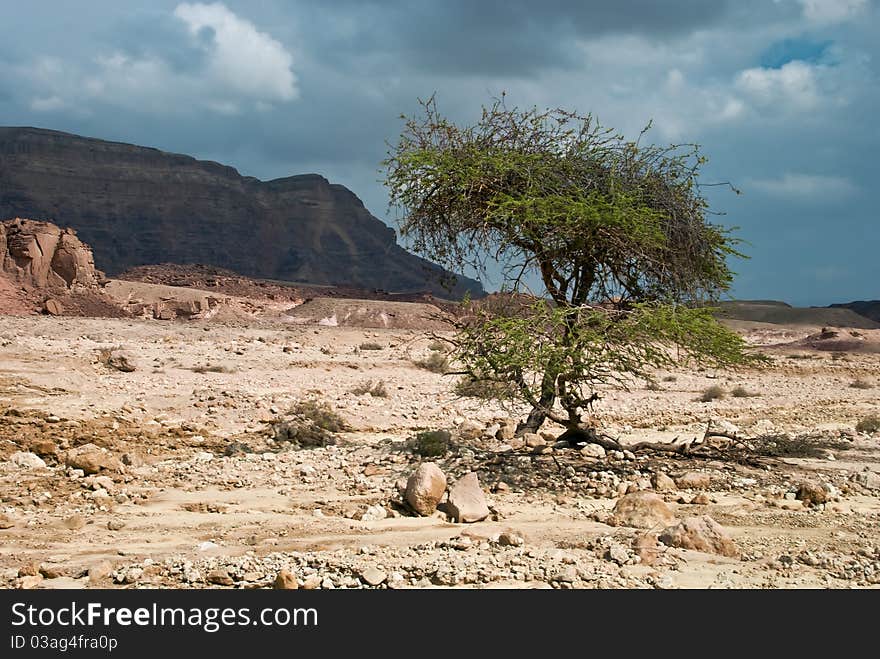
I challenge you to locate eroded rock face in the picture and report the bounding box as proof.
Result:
[0,218,101,291]
[0,127,484,297]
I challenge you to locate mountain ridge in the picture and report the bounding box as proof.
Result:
[0,126,483,298]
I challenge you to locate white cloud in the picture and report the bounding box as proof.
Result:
[748,173,858,200]
[18,3,297,116]
[173,2,298,102]
[797,0,868,24]
[30,95,65,112]
[736,60,820,110]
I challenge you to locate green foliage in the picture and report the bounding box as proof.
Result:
[453,373,517,400]
[289,400,349,433]
[273,400,350,448]
[411,430,452,457]
[383,96,756,431]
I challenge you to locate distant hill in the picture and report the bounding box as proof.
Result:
[829,300,880,324]
[0,127,484,298]
[716,300,880,329]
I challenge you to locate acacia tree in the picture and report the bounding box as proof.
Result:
[383,96,757,451]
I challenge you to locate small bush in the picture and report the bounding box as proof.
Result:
[359,342,383,351]
[351,379,389,397]
[411,430,452,457]
[856,415,880,434]
[290,400,349,432]
[850,379,873,390]
[662,375,677,382]
[699,385,726,402]
[453,375,514,399]
[731,386,758,398]
[645,380,663,391]
[415,351,449,373]
[273,400,349,448]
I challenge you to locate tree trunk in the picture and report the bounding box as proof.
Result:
[515,372,556,436]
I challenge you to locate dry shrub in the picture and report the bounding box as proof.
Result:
[699,385,726,402]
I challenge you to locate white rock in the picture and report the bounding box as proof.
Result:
[10,452,47,469]
[580,444,606,459]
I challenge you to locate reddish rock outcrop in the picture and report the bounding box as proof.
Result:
[1,218,101,291]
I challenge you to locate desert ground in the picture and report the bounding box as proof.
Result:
[1,304,879,590]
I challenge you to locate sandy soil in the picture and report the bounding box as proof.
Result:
[1,313,878,589]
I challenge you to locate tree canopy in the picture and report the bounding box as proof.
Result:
[383,96,758,448]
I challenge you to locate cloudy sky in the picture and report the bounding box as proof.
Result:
[1,0,877,305]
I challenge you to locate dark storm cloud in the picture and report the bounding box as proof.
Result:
[299,0,734,76]
[0,0,877,304]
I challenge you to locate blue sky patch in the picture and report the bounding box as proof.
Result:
[760,38,831,69]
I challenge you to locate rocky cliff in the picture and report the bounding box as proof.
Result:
[829,301,880,324]
[0,127,483,298]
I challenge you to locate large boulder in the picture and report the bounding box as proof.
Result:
[446,472,490,523]
[1,218,101,291]
[65,443,120,475]
[674,472,713,490]
[610,492,677,529]
[404,462,447,516]
[658,515,739,558]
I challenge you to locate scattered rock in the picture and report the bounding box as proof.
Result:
[18,562,40,577]
[446,472,491,523]
[610,492,676,529]
[658,515,739,557]
[9,451,47,469]
[605,543,631,565]
[404,462,447,516]
[106,349,138,373]
[674,472,713,490]
[691,493,711,505]
[457,420,483,440]
[43,298,63,315]
[633,533,663,566]
[301,575,321,590]
[39,564,66,579]
[360,566,387,586]
[495,421,516,441]
[207,569,234,586]
[580,444,606,459]
[28,438,58,459]
[0,513,16,529]
[107,519,126,531]
[88,561,114,583]
[17,575,43,590]
[796,481,828,506]
[651,473,676,492]
[497,530,525,547]
[64,443,119,475]
[553,566,578,583]
[523,433,545,448]
[273,569,299,590]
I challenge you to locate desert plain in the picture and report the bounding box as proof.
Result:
[1,292,879,590]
